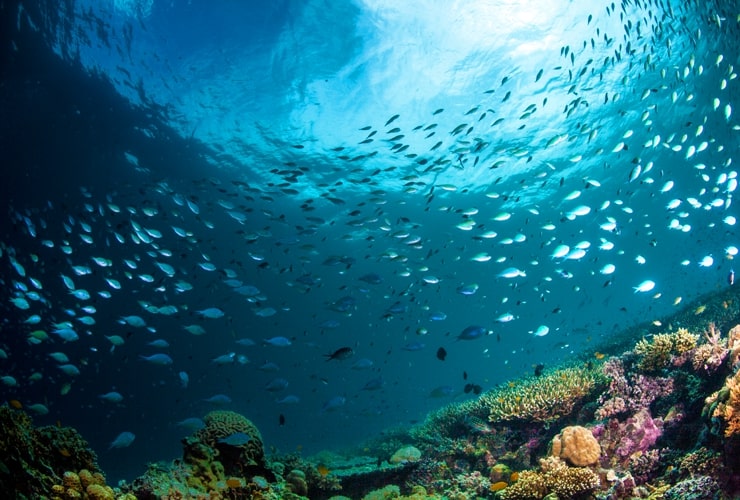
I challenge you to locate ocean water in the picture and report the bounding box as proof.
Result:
[0,0,738,484]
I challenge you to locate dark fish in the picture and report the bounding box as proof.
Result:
[534,363,545,377]
[279,414,285,426]
[359,273,383,285]
[464,383,483,395]
[436,347,447,361]
[324,347,354,361]
[457,325,489,341]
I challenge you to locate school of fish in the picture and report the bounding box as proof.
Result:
[1,0,739,456]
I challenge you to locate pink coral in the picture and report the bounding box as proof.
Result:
[596,409,664,476]
[596,358,673,420]
[615,409,663,459]
[692,323,729,374]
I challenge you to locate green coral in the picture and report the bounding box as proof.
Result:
[482,365,604,424]
[192,410,264,473]
[634,328,699,371]
[412,365,603,443]
[0,405,102,498]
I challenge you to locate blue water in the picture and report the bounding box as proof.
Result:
[1,0,738,484]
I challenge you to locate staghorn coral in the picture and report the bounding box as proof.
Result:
[634,328,698,371]
[550,425,601,466]
[483,365,603,424]
[692,323,729,374]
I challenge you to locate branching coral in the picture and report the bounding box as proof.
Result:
[482,365,604,424]
[539,456,600,498]
[634,328,698,371]
[496,458,599,500]
[692,323,729,374]
[497,470,547,500]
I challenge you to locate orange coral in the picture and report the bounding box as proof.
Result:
[712,369,740,437]
[551,425,601,466]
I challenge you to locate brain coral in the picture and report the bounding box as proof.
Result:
[551,425,601,466]
[194,410,264,466]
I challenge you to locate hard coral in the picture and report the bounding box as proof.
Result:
[497,470,547,500]
[389,445,422,464]
[0,406,102,497]
[708,369,740,437]
[483,365,603,424]
[192,410,264,472]
[540,456,600,498]
[596,358,674,420]
[551,425,601,466]
[688,323,728,375]
[634,328,698,371]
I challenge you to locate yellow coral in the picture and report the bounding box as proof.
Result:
[635,328,699,371]
[673,327,699,353]
[540,456,600,497]
[551,426,601,466]
[63,471,82,491]
[483,365,602,423]
[712,369,740,437]
[85,484,115,500]
[497,470,547,500]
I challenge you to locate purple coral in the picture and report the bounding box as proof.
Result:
[596,358,674,420]
[615,409,663,459]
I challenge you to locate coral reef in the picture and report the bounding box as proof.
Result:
[8,291,740,500]
[0,405,109,499]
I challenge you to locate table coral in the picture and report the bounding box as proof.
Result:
[481,365,603,424]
